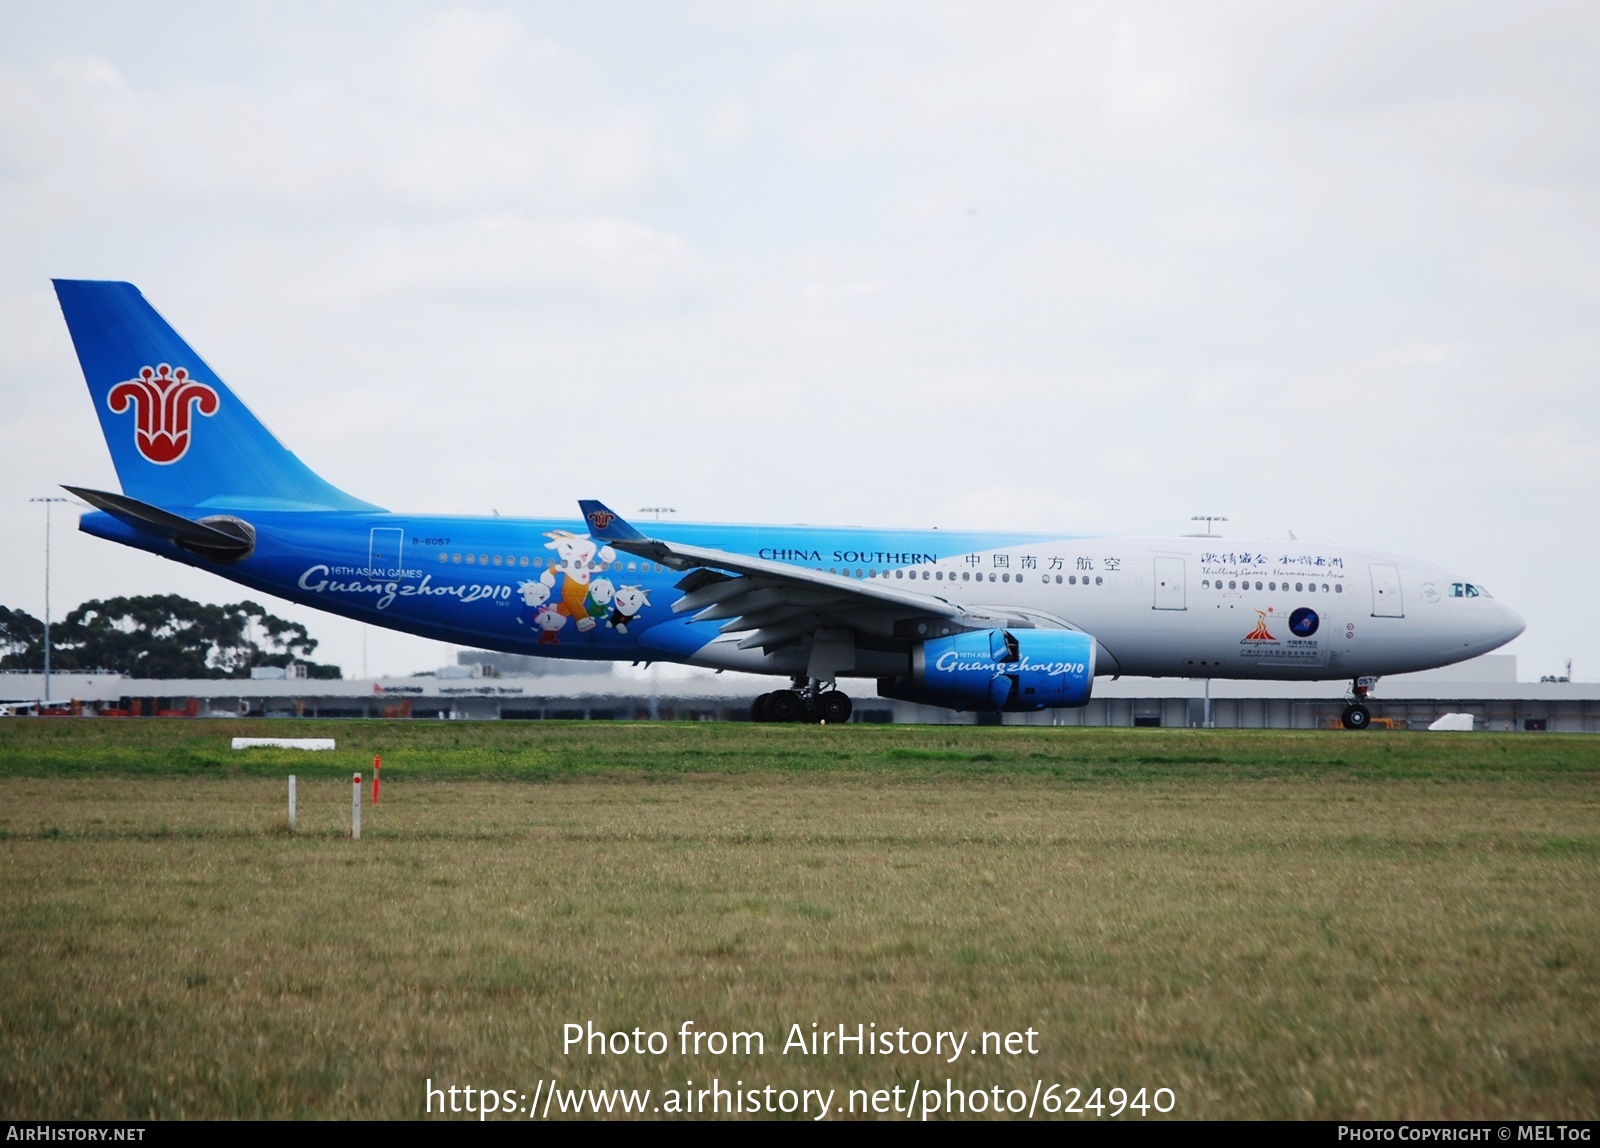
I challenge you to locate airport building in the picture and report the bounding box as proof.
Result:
[1,654,1596,731]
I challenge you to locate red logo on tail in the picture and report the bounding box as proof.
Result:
[107,365,220,464]
[587,511,616,531]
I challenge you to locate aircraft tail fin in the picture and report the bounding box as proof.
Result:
[53,280,379,512]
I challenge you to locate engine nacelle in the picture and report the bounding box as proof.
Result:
[881,629,1097,712]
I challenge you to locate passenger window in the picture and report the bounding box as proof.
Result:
[1228,581,1236,589]
[989,573,996,582]
[1294,582,1302,592]
[962,572,970,581]
[1334,583,1341,593]
[466,553,475,565]
[895,569,903,579]
[1095,576,1103,585]
[439,553,448,563]
[1069,575,1077,585]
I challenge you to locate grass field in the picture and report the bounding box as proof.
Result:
[1,720,1596,1120]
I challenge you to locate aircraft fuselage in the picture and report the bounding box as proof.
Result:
[80,509,1523,684]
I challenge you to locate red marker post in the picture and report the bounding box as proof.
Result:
[372,754,382,805]
[352,772,362,840]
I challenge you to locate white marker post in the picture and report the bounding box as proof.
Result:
[288,775,297,831]
[352,772,362,840]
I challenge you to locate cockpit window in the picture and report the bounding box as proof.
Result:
[1449,582,1491,598]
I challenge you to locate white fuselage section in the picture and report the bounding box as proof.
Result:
[682,535,1523,683]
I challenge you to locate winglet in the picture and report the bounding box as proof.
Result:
[578,499,647,543]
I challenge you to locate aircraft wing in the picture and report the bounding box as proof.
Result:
[579,499,1030,652]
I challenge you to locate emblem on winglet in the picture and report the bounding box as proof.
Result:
[107,364,219,464]
[577,500,648,543]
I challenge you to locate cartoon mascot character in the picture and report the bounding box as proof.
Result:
[585,578,615,626]
[606,585,652,635]
[534,603,567,644]
[540,530,617,633]
[514,579,551,629]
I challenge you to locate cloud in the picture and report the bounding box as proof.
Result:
[186,213,702,306]
[4,3,1599,678]
[710,96,752,145]
[0,14,657,227]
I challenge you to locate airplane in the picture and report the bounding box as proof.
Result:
[49,279,1525,729]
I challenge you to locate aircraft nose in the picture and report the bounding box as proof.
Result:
[1495,601,1526,646]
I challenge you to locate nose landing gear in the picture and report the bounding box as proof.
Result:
[1340,704,1371,730]
[1341,676,1377,730]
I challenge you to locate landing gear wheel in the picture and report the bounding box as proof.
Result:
[1341,704,1371,730]
[751,693,772,722]
[768,690,803,723]
[817,691,852,723]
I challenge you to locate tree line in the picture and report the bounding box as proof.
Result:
[0,595,341,679]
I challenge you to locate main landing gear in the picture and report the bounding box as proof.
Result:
[751,679,853,724]
[1340,677,1375,730]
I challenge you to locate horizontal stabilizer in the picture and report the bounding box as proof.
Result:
[64,485,255,563]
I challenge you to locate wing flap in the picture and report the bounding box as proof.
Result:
[736,615,823,651]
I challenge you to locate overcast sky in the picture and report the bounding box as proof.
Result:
[2,2,1595,681]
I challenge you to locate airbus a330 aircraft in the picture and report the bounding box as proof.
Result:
[51,280,1524,728]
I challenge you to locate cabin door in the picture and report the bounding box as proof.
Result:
[1369,563,1404,617]
[1153,557,1186,610]
[369,528,404,576]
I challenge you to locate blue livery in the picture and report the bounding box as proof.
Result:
[51,281,1526,725]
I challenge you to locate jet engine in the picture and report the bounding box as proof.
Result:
[879,629,1097,712]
